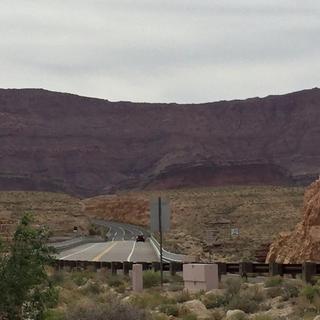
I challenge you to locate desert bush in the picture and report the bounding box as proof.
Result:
[0,214,57,319]
[265,276,283,288]
[265,286,283,299]
[281,281,300,300]
[50,270,65,285]
[228,293,259,313]
[227,285,264,313]
[106,275,124,287]
[81,281,103,295]
[44,309,64,320]
[158,304,179,317]
[175,290,192,303]
[65,298,148,320]
[202,293,227,309]
[71,271,93,286]
[164,273,183,283]
[167,282,184,292]
[131,292,175,310]
[143,271,161,288]
[301,285,320,303]
[224,277,242,298]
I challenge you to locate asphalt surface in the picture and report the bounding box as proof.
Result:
[57,221,158,262]
[57,240,158,262]
[57,220,187,263]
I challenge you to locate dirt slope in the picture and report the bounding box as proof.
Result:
[0,88,320,196]
[0,191,89,240]
[83,186,304,261]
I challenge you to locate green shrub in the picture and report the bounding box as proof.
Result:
[115,283,126,294]
[281,281,300,300]
[65,299,148,320]
[264,276,283,288]
[175,290,192,303]
[224,277,242,298]
[202,293,227,309]
[71,271,92,286]
[44,309,65,320]
[106,275,124,288]
[228,294,259,313]
[50,271,65,285]
[81,281,102,295]
[130,292,175,310]
[143,271,161,288]
[158,304,179,317]
[301,285,320,303]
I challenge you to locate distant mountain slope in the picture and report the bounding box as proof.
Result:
[0,87,319,196]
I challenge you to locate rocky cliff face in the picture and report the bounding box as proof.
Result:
[0,88,320,197]
[267,179,320,263]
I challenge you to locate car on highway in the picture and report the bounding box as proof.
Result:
[136,235,145,242]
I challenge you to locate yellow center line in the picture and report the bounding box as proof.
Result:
[92,242,118,262]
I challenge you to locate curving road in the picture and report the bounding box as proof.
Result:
[57,220,187,263]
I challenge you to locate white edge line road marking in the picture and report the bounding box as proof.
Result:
[127,241,137,262]
[60,243,100,260]
[112,232,117,241]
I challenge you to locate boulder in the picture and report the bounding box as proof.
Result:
[205,288,226,296]
[182,300,212,320]
[226,309,248,320]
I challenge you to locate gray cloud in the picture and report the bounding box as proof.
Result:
[0,0,319,102]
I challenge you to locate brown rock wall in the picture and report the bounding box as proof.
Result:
[0,88,320,196]
[267,179,320,263]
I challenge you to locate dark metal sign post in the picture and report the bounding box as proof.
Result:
[150,196,171,288]
[158,197,163,287]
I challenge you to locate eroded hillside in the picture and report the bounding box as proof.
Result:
[0,88,319,196]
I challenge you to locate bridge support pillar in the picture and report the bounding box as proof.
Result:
[123,262,131,275]
[170,262,177,276]
[269,262,283,276]
[302,262,317,283]
[111,262,117,275]
[132,264,143,292]
[152,262,160,272]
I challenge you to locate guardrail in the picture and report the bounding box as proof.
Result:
[50,236,105,252]
[53,260,320,283]
[149,235,187,263]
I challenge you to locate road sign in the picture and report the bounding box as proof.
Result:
[205,229,216,245]
[150,198,171,232]
[231,228,239,237]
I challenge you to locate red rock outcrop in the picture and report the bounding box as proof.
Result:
[267,179,320,263]
[0,88,320,197]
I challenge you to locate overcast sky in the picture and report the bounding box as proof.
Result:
[0,0,319,103]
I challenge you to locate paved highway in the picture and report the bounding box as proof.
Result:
[57,220,186,263]
[57,240,158,262]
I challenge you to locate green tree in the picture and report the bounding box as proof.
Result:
[0,214,57,319]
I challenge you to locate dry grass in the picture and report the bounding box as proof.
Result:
[0,191,89,236]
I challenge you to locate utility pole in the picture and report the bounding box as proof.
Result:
[158,197,163,287]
